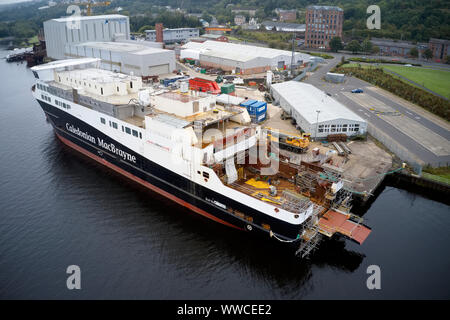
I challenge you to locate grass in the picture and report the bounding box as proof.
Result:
[422,166,450,185]
[381,65,450,99]
[339,63,450,99]
[422,172,450,185]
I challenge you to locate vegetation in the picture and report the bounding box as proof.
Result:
[382,65,450,99]
[329,37,343,53]
[348,57,421,66]
[0,0,448,47]
[334,65,450,121]
[346,40,362,53]
[300,51,334,59]
[423,48,433,60]
[422,166,450,185]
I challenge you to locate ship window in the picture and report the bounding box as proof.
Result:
[100,118,106,124]
[130,81,133,89]
[122,125,124,132]
[125,127,131,134]
[109,121,112,127]
[112,122,118,129]
[139,132,142,139]
[117,86,119,92]
[132,130,138,137]
[202,172,209,179]
[101,87,103,95]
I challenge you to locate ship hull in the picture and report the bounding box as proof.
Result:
[37,100,302,241]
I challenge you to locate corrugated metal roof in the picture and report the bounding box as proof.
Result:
[182,40,310,61]
[271,81,365,124]
[52,14,128,23]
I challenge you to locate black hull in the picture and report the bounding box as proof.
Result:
[37,100,302,241]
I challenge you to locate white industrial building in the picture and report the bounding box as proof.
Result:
[181,41,310,74]
[270,81,367,138]
[65,42,176,76]
[145,28,199,44]
[44,14,130,60]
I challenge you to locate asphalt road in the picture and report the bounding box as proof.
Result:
[303,54,450,167]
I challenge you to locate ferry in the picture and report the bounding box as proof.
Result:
[31,58,371,257]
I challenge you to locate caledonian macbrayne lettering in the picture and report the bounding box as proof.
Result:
[66,123,136,163]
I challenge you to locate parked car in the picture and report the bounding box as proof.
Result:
[351,88,364,93]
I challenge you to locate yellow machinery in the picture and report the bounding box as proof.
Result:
[78,1,111,16]
[265,127,310,153]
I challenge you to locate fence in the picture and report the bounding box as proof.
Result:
[367,123,425,172]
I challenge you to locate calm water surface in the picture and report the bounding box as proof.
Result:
[0,50,449,299]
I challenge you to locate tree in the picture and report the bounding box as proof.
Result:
[371,45,380,54]
[346,40,362,54]
[409,47,418,58]
[423,48,433,60]
[361,39,373,53]
[329,37,343,52]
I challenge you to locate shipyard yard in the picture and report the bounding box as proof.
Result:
[0,54,449,299]
[0,0,449,303]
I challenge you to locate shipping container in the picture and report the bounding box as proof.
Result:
[220,83,235,94]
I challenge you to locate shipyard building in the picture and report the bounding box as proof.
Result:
[64,41,176,76]
[44,15,130,60]
[270,81,367,138]
[181,41,310,74]
[145,27,199,44]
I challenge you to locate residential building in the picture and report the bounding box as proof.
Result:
[305,5,343,49]
[278,9,297,22]
[428,38,450,62]
[234,15,246,26]
[371,38,428,57]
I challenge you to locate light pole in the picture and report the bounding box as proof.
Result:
[314,110,321,141]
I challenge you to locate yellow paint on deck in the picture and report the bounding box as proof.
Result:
[245,178,270,189]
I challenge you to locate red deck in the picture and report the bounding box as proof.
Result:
[318,210,371,244]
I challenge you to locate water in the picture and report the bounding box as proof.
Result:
[0,50,449,300]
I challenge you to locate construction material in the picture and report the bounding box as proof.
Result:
[332,142,345,156]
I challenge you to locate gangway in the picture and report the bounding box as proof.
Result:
[318,210,371,244]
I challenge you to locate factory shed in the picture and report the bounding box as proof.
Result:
[270,81,367,138]
[181,40,310,74]
[44,14,130,60]
[65,42,176,76]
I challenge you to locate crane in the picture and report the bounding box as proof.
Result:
[77,1,111,16]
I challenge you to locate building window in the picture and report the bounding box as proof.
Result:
[112,122,118,129]
[139,132,142,139]
[100,118,106,124]
[125,127,131,134]
[132,130,138,137]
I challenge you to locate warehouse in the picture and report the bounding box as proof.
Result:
[270,81,367,139]
[181,41,310,74]
[44,14,130,60]
[65,42,176,76]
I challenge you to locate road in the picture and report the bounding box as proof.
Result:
[303,54,450,167]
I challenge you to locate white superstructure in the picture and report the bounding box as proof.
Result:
[31,59,316,232]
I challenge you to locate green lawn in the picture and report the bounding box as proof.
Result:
[339,63,450,99]
[382,65,450,99]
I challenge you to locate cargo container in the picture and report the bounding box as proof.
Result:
[221,83,235,94]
